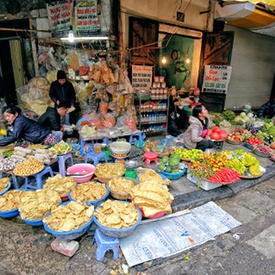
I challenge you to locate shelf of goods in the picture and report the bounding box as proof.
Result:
[135,91,169,136]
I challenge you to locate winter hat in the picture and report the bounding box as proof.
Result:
[57,70,66,80]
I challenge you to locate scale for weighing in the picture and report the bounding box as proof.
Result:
[124,160,139,180]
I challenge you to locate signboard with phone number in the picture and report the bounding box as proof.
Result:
[202,65,232,94]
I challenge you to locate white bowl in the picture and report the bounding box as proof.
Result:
[109,141,131,155]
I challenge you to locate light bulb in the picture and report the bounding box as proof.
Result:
[68,30,75,43]
[161,56,167,64]
[186,57,191,64]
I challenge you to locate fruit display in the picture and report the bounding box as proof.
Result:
[173,148,203,161]
[253,144,271,154]
[189,151,229,179]
[227,128,252,143]
[226,157,246,175]
[248,164,261,176]
[246,136,264,146]
[208,126,227,140]
[158,154,186,173]
[253,144,271,158]
[240,152,259,167]
[207,168,240,183]
[189,149,264,182]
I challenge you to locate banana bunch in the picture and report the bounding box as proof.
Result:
[241,152,259,167]
[249,164,261,176]
[227,157,246,175]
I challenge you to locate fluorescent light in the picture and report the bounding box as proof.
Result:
[68,30,75,42]
[61,35,109,41]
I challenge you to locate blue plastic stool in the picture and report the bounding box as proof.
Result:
[85,151,108,166]
[24,166,54,190]
[58,153,73,177]
[93,228,119,261]
[129,132,144,145]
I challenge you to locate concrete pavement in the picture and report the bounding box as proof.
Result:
[0,140,275,275]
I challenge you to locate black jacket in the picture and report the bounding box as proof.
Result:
[38,107,61,131]
[49,80,76,107]
[0,114,51,146]
[258,101,275,118]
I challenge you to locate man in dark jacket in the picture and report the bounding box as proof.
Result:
[258,98,275,118]
[49,70,76,125]
[37,101,70,131]
[0,106,51,146]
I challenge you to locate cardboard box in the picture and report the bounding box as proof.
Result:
[187,172,222,191]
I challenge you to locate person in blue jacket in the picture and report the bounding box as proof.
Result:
[38,101,69,131]
[49,70,76,125]
[258,98,275,118]
[0,106,51,147]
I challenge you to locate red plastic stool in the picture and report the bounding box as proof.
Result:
[143,152,158,166]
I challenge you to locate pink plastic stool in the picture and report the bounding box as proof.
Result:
[143,152,158,166]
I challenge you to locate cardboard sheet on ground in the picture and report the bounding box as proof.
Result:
[120,201,241,267]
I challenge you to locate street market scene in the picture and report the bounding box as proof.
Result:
[0,0,274,274]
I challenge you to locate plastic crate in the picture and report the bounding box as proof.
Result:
[187,171,222,191]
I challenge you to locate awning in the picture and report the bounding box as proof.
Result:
[216,1,275,38]
[223,0,275,6]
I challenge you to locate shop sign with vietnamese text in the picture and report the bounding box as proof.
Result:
[46,0,71,37]
[131,65,153,91]
[202,65,232,94]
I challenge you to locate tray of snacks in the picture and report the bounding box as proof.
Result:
[0,177,11,196]
[94,200,141,238]
[94,163,126,183]
[13,158,44,177]
[68,181,110,206]
[0,189,28,218]
[43,201,94,241]
[108,177,137,200]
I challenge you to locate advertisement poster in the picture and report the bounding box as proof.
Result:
[202,65,232,94]
[75,0,101,35]
[46,0,71,37]
[131,65,153,91]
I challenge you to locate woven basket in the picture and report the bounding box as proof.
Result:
[226,139,243,145]
[253,149,270,158]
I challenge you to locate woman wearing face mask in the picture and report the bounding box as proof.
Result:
[182,105,214,151]
[0,106,51,147]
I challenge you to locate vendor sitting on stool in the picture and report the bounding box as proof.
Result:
[182,105,214,151]
[0,106,51,147]
[38,101,70,132]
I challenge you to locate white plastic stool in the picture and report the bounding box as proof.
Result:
[58,153,73,177]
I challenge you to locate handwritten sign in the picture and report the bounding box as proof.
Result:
[202,65,232,94]
[75,0,101,35]
[131,65,153,91]
[46,0,71,37]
